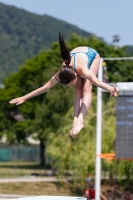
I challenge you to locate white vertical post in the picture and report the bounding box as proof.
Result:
[95,58,103,200]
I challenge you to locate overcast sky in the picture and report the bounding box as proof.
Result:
[0,0,133,47]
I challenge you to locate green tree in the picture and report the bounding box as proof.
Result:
[0,47,74,167]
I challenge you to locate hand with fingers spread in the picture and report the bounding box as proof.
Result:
[9,97,25,105]
[110,86,119,97]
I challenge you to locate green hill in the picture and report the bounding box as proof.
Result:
[0,3,93,81]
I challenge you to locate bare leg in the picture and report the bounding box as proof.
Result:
[70,55,100,138]
[71,76,84,127]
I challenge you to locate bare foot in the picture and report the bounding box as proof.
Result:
[70,119,78,135]
[70,122,84,138]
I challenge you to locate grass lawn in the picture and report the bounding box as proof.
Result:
[0,180,126,198]
[0,161,47,178]
[0,182,76,196]
[0,161,78,196]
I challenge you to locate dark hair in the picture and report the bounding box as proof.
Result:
[59,32,71,65]
[56,32,76,85]
[89,184,94,189]
[125,188,130,192]
[58,65,76,85]
[107,190,112,193]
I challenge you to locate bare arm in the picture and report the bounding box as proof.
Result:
[81,68,118,96]
[9,73,59,105]
[23,74,58,100]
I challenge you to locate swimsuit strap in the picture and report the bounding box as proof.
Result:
[70,53,77,70]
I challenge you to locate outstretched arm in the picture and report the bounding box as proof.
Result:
[81,68,118,97]
[9,73,59,105]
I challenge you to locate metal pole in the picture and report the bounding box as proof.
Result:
[95,58,103,200]
[103,57,133,60]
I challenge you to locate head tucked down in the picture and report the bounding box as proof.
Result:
[58,65,76,85]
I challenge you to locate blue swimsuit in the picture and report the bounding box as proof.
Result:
[70,47,98,70]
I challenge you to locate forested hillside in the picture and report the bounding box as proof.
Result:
[0,3,92,81]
